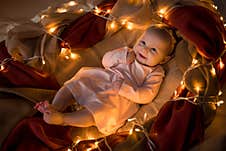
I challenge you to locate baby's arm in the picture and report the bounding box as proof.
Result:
[102,47,131,68]
[119,67,165,104]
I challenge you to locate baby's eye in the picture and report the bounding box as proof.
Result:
[150,48,157,52]
[139,41,146,46]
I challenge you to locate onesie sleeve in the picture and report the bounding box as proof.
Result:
[118,66,165,104]
[102,47,130,68]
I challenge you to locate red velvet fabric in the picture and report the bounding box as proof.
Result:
[1,117,73,151]
[60,0,117,49]
[149,100,204,151]
[165,5,226,60]
[0,41,60,89]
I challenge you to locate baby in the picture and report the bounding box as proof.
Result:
[35,25,175,135]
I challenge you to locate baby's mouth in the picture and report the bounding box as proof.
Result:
[138,53,146,59]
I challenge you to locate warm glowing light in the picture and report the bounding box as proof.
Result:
[42,59,46,65]
[61,47,69,54]
[106,9,111,14]
[126,22,133,30]
[41,15,48,19]
[67,148,72,151]
[120,19,127,25]
[180,81,185,89]
[174,90,178,96]
[211,4,218,10]
[65,56,70,60]
[143,113,147,121]
[79,8,84,13]
[56,8,67,13]
[94,141,99,148]
[220,16,224,21]
[94,6,101,14]
[224,23,226,27]
[109,21,117,29]
[195,84,201,94]
[86,148,92,151]
[48,26,57,33]
[127,118,136,122]
[217,100,224,107]
[218,90,223,96]
[68,1,77,6]
[192,58,198,65]
[219,59,225,70]
[88,136,95,140]
[129,128,133,135]
[135,128,141,132]
[158,8,167,18]
[0,65,5,71]
[210,66,216,76]
[70,53,79,60]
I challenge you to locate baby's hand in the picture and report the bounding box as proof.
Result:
[126,51,136,64]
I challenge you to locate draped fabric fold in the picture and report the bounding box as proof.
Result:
[1,117,73,151]
[60,0,117,49]
[0,41,60,89]
[149,100,204,151]
[165,5,226,60]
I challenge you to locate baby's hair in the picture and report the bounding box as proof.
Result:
[146,25,178,56]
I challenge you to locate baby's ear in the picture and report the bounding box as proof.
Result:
[160,56,172,64]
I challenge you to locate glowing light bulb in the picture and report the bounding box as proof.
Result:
[126,22,133,30]
[56,8,67,13]
[106,9,111,14]
[135,128,141,132]
[174,90,178,96]
[120,19,127,25]
[220,16,224,21]
[94,141,99,148]
[79,8,84,13]
[75,139,80,145]
[192,58,198,65]
[129,128,133,135]
[218,90,223,96]
[158,8,167,18]
[42,59,46,65]
[143,113,147,121]
[127,118,136,122]
[88,136,95,140]
[41,15,48,19]
[224,23,226,27]
[86,148,92,151]
[195,85,201,94]
[212,4,218,10]
[217,100,224,107]
[67,148,72,151]
[68,1,77,6]
[0,65,5,71]
[94,6,101,14]
[180,81,185,89]
[210,66,216,76]
[219,59,224,70]
[70,53,79,60]
[48,26,57,33]
[109,21,117,29]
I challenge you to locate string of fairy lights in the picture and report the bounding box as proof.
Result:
[0,0,225,151]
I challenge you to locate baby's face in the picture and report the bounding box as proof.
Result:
[133,29,172,67]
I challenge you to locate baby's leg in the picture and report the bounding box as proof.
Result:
[52,86,75,111]
[63,109,95,127]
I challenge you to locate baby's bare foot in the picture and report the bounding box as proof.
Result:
[43,111,64,125]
